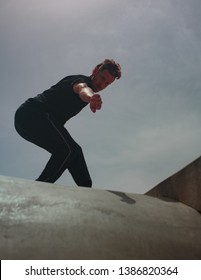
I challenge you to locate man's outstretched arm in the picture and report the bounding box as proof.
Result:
[73,82,102,113]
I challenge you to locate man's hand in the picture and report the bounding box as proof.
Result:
[90,94,102,113]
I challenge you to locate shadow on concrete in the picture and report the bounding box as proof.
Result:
[108,191,136,205]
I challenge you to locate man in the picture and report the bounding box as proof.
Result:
[14,59,121,187]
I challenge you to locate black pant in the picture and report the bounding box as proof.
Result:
[14,102,92,187]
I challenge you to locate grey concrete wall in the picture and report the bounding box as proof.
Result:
[0,176,201,260]
[146,156,201,212]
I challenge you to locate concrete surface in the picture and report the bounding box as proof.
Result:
[146,156,201,212]
[0,175,201,260]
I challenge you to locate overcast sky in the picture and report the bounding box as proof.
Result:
[1,0,201,194]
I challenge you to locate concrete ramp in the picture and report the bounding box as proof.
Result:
[146,156,201,212]
[0,175,201,259]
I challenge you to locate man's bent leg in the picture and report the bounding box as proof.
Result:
[36,144,92,187]
[15,106,92,186]
[34,115,92,186]
[67,145,92,188]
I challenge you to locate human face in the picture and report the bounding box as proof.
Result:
[91,69,115,92]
